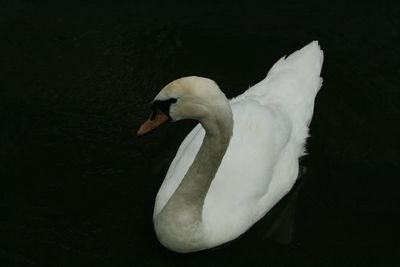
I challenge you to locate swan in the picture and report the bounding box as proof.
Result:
[138,41,324,253]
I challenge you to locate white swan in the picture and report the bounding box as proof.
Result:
[138,41,324,253]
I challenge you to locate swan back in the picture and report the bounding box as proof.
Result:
[232,40,323,155]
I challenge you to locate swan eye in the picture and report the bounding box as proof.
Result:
[150,98,177,120]
[150,109,158,120]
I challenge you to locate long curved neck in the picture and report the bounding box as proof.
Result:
[173,113,233,212]
[154,100,233,251]
[159,104,233,219]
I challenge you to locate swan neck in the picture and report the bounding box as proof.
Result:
[159,106,233,214]
[176,113,233,208]
[154,100,233,251]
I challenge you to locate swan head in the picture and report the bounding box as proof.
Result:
[137,76,231,136]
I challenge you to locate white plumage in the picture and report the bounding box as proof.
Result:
[139,41,323,252]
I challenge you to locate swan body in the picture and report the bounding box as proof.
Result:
[138,41,323,253]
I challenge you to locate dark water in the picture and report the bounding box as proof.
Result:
[1,0,399,266]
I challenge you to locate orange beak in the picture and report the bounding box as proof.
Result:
[137,110,170,136]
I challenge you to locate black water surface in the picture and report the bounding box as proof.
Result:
[1,0,399,266]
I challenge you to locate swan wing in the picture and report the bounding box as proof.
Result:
[201,99,293,243]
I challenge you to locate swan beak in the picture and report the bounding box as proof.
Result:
[137,110,170,136]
